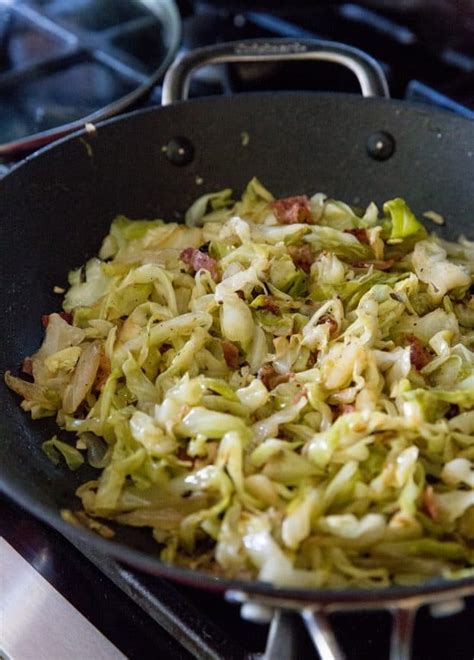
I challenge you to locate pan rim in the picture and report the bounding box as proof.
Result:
[6,89,474,177]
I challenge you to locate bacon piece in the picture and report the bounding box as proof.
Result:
[271,195,313,225]
[331,403,356,420]
[406,334,432,370]
[180,247,195,263]
[159,343,172,355]
[41,311,73,328]
[340,403,356,414]
[258,363,276,389]
[288,244,313,273]
[423,486,439,521]
[222,340,240,369]
[22,357,33,375]
[306,351,318,368]
[344,228,369,244]
[257,363,291,390]
[176,446,193,463]
[352,259,395,271]
[180,247,219,281]
[317,314,338,336]
[260,296,280,315]
[195,442,218,470]
[178,442,218,470]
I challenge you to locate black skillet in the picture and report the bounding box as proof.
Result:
[1,38,473,658]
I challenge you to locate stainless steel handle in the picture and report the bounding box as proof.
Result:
[263,611,299,660]
[303,609,345,660]
[162,38,389,105]
[389,607,417,660]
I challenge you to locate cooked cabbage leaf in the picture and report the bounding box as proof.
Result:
[6,182,474,590]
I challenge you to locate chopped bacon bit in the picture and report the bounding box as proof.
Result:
[352,259,395,271]
[180,247,219,281]
[41,311,73,328]
[222,340,240,369]
[258,363,276,389]
[177,443,218,470]
[159,343,172,354]
[60,311,73,324]
[340,403,356,414]
[406,334,433,370]
[176,446,193,462]
[317,314,338,336]
[179,247,195,262]
[271,372,292,389]
[195,442,218,470]
[423,486,439,521]
[307,351,318,368]
[236,290,245,300]
[288,244,313,273]
[331,402,356,420]
[271,195,313,225]
[22,357,33,375]
[257,363,291,390]
[344,228,369,244]
[261,296,280,315]
[94,351,111,391]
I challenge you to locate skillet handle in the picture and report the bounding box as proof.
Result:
[162,38,389,105]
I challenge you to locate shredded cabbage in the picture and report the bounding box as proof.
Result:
[6,181,474,589]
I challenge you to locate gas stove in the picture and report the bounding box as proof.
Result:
[1,0,473,159]
[1,2,474,659]
[178,0,474,117]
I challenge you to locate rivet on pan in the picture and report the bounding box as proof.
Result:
[366,131,396,161]
[164,136,194,166]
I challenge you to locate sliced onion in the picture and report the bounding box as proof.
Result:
[62,341,101,414]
